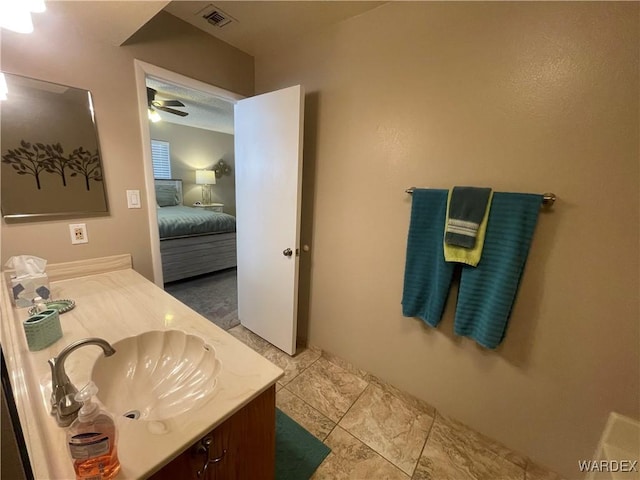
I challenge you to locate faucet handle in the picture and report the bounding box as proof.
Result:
[48,356,80,423]
[56,393,82,426]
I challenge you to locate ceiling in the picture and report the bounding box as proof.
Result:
[163,1,385,57]
[146,77,235,134]
[148,1,384,132]
[49,1,385,133]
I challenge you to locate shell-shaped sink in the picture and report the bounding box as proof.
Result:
[91,330,221,421]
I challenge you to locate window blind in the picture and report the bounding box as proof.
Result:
[151,140,171,179]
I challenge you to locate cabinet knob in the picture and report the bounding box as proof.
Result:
[283,248,293,257]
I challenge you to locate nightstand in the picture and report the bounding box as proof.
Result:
[193,203,224,213]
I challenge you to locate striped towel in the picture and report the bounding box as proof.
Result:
[402,189,455,327]
[445,187,492,248]
[454,192,542,349]
[444,190,494,267]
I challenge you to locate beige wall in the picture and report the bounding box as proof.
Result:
[255,2,639,477]
[149,122,236,215]
[0,6,252,279]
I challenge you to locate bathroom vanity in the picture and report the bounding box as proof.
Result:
[0,254,283,479]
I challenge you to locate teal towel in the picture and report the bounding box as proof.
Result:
[402,189,455,327]
[445,186,492,248]
[454,192,542,349]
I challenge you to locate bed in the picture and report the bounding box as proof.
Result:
[155,179,237,283]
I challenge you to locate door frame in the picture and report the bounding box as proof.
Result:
[133,60,244,286]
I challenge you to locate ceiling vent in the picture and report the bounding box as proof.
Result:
[197,4,236,28]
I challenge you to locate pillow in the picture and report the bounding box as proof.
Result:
[155,185,179,207]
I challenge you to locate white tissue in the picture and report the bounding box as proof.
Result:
[6,255,50,307]
[5,255,47,278]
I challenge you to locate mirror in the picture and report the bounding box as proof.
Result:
[1,72,108,219]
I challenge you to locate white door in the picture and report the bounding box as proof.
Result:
[235,85,304,355]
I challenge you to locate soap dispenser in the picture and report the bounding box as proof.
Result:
[66,381,121,480]
[32,296,47,313]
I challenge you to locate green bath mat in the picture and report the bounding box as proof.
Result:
[276,408,331,480]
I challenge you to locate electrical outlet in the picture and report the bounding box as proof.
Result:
[69,224,88,245]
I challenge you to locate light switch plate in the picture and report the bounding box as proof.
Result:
[127,190,141,209]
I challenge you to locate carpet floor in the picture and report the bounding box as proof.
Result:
[164,268,240,330]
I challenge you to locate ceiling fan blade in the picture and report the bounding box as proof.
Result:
[147,87,157,105]
[160,100,185,107]
[158,106,189,117]
[147,86,188,116]
[152,99,185,108]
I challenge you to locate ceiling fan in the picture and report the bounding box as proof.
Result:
[147,87,188,117]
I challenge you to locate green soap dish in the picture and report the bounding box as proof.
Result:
[27,299,75,316]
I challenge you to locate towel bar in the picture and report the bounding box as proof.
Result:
[405,188,556,206]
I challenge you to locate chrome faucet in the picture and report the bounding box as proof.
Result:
[48,338,116,427]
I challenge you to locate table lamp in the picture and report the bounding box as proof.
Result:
[195,170,216,205]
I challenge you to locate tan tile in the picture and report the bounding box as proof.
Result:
[311,426,410,480]
[262,344,321,385]
[321,350,369,379]
[286,357,369,423]
[339,383,434,475]
[305,344,323,356]
[525,461,565,480]
[227,324,272,354]
[413,413,525,480]
[276,387,336,441]
[441,412,528,469]
[366,375,436,417]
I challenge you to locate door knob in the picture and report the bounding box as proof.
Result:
[283,248,293,257]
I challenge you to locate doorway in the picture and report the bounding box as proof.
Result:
[134,60,243,331]
[135,61,306,355]
[134,59,244,287]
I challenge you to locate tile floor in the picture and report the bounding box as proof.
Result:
[228,325,565,480]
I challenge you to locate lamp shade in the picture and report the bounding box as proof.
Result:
[196,170,216,185]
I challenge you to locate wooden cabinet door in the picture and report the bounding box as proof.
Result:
[149,385,276,480]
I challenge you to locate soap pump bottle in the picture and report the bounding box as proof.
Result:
[66,381,121,480]
[32,296,47,313]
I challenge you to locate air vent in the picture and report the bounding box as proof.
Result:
[197,4,236,28]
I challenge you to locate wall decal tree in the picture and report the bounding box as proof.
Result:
[69,146,102,191]
[1,140,102,191]
[1,140,49,189]
[41,142,72,186]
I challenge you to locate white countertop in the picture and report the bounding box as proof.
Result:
[1,259,283,479]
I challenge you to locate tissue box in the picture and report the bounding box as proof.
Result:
[10,274,50,308]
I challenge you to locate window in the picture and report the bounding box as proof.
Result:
[151,140,171,179]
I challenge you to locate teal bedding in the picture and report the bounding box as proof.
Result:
[157,205,236,239]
